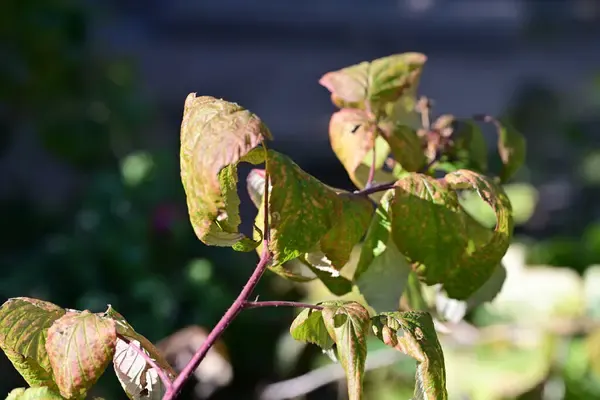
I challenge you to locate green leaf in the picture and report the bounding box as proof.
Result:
[371,311,448,400]
[264,150,373,271]
[265,150,340,265]
[5,387,63,400]
[103,306,176,399]
[328,108,395,195]
[318,193,374,269]
[0,297,66,390]
[355,190,411,312]
[390,174,467,285]
[377,121,425,172]
[443,170,514,298]
[180,94,271,250]
[289,308,334,350]
[450,120,488,173]
[321,301,370,400]
[46,311,117,399]
[319,53,427,108]
[476,115,526,182]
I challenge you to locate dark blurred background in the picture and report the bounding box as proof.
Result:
[2,1,600,399]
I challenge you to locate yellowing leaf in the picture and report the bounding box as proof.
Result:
[319,53,427,109]
[0,297,65,390]
[5,387,63,400]
[328,108,394,195]
[322,301,371,400]
[46,311,117,399]
[371,311,448,400]
[180,94,271,250]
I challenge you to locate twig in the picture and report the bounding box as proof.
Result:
[164,146,274,400]
[258,348,404,400]
[243,301,323,310]
[117,334,173,390]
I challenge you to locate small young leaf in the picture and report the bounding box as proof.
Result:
[46,311,117,399]
[180,94,271,250]
[289,308,333,350]
[371,311,448,400]
[355,190,411,312]
[0,298,65,390]
[5,387,63,400]
[321,301,370,400]
[319,53,427,109]
[443,170,514,298]
[390,174,467,285]
[377,121,425,172]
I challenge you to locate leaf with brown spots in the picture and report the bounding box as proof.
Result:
[321,301,371,400]
[389,174,468,285]
[328,108,395,198]
[46,311,117,399]
[0,297,65,390]
[180,94,271,250]
[443,170,514,298]
[371,311,448,399]
[319,53,427,110]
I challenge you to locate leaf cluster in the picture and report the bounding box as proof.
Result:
[0,298,174,399]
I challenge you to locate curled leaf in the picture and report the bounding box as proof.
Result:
[321,301,371,400]
[371,311,448,399]
[448,119,488,173]
[0,297,65,390]
[180,94,271,250]
[443,169,514,298]
[113,339,165,400]
[46,311,117,399]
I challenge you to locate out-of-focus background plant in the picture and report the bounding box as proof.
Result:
[1,1,600,399]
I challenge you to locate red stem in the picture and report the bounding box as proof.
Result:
[163,246,272,400]
[243,301,323,310]
[117,334,173,390]
[164,150,273,400]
